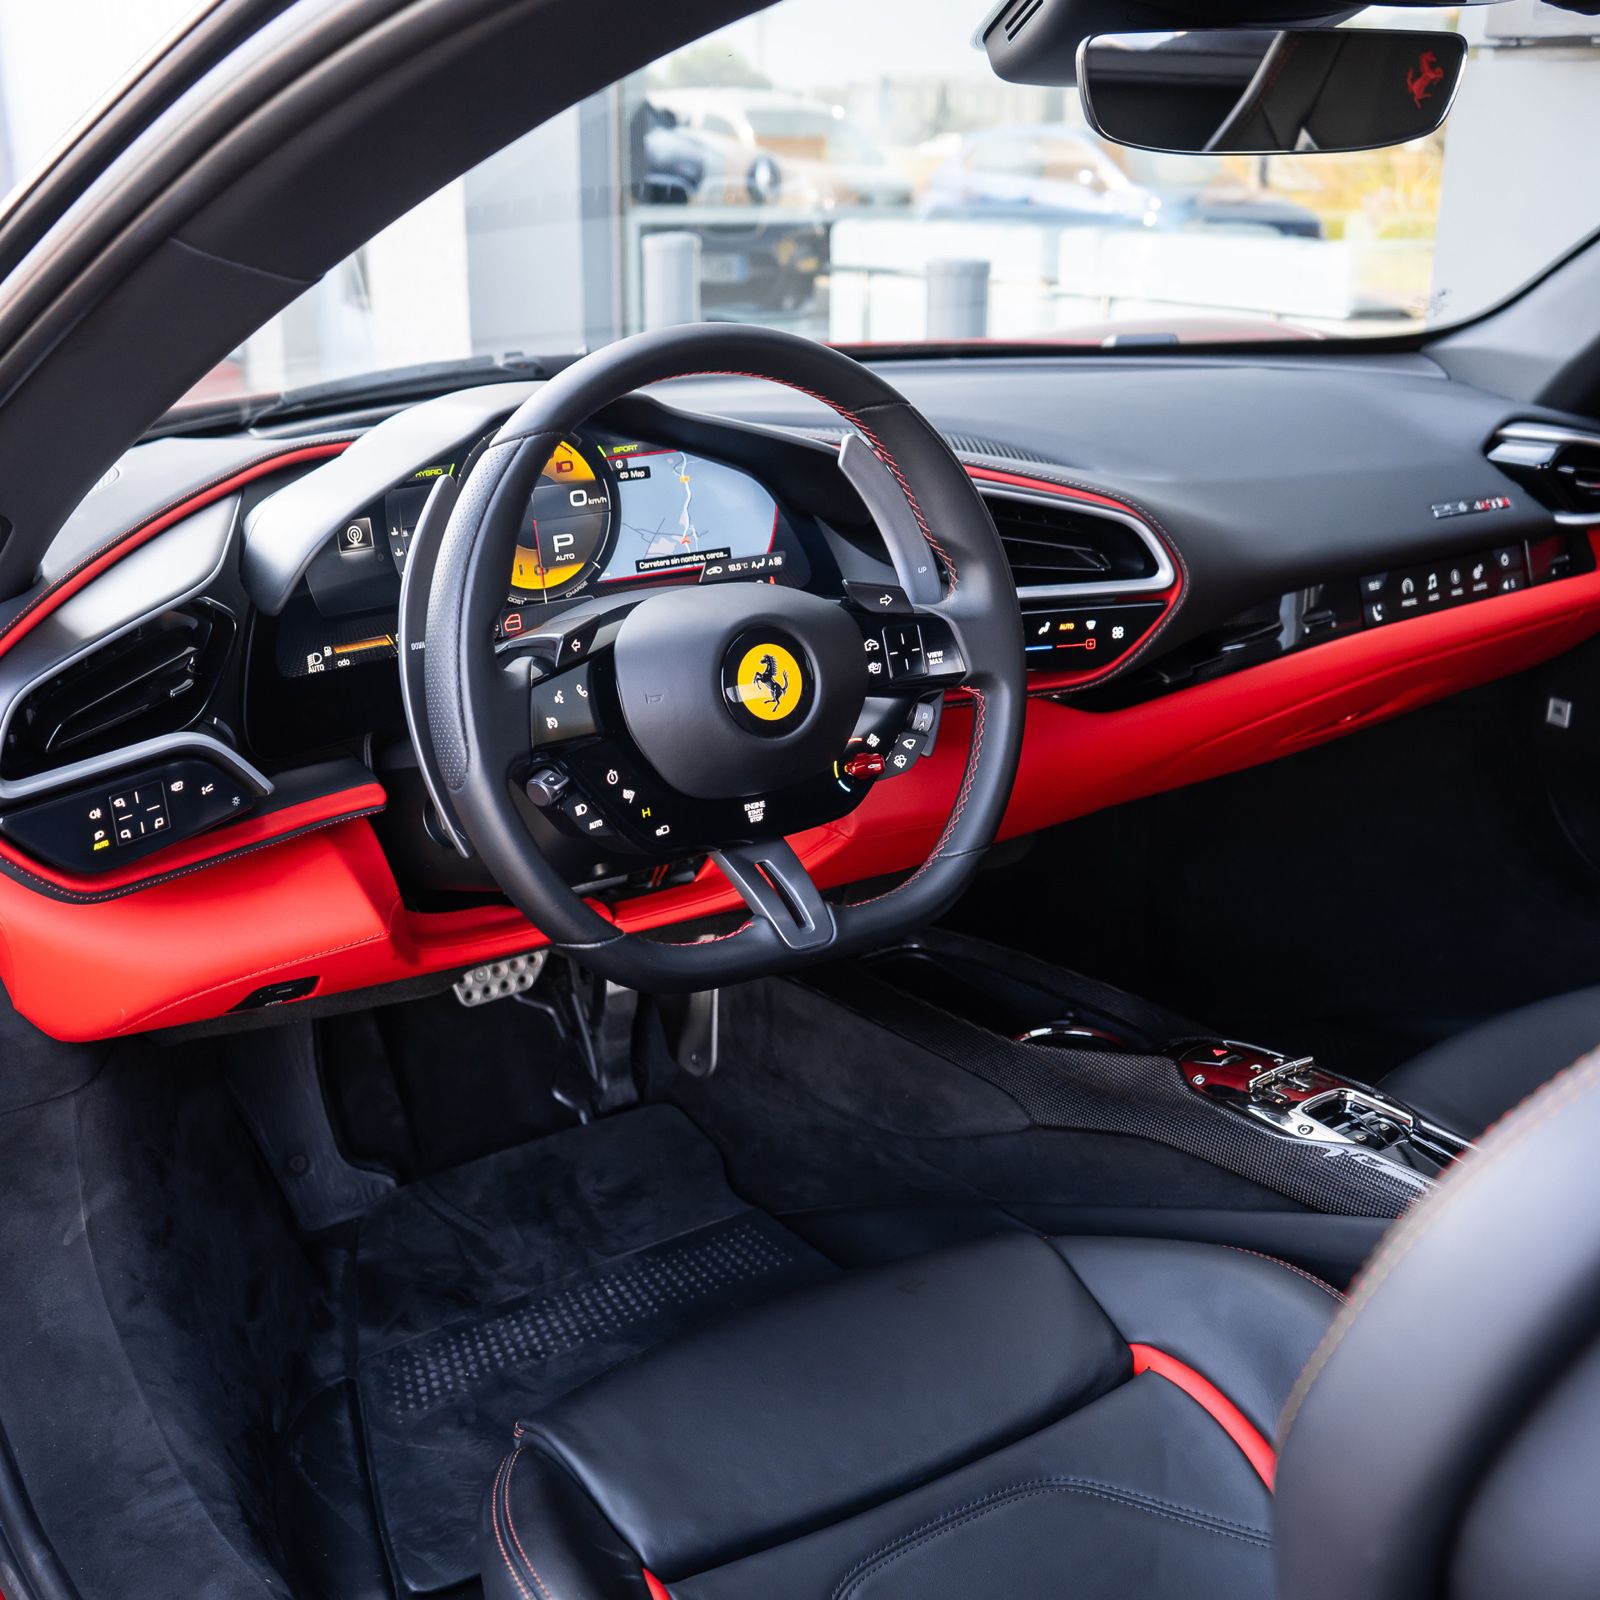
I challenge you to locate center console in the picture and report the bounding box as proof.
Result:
[1174,1041,1471,1178]
[846,932,1474,1222]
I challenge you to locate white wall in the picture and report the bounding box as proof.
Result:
[1432,5,1600,322]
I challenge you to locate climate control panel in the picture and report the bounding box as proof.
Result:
[1022,599,1167,670]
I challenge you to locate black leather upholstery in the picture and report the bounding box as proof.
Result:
[480,1233,1337,1600]
[1381,985,1600,1138]
[1053,1237,1344,1440]
[479,1052,1600,1598]
[1275,1046,1600,1599]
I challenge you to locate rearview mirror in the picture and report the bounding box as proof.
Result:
[1078,29,1466,156]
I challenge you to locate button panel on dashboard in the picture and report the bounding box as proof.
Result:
[0,758,256,875]
[1360,542,1528,627]
[1022,600,1166,670]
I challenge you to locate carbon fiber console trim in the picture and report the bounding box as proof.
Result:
[804,965,1432,1219]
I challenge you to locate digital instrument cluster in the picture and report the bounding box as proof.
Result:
[275,432,792,681]
[491,434,785,640]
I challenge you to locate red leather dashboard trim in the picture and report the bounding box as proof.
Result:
[10,545,1600,1039]
[784,531,1600,891]
[1129,1343,1276,1490]
[3,459,1598,1038]
[0,440,352,663]
[0,782,387,902]
[963,464,1187,692]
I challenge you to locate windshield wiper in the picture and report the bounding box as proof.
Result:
[146,350,577,438]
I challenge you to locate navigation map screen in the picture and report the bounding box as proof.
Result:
[495,434,785,635]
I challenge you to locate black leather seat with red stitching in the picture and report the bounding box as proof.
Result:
[479,1050,1600,1599]
[479,1234,1335,1599]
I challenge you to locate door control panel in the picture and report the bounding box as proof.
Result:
[0,757,258,874]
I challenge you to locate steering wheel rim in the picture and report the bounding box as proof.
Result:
[423,324,1025,990]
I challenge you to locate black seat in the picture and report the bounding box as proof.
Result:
[480,1233,1337,1599]
[1380,985,1600,1139]
[481,1053,1600,1599]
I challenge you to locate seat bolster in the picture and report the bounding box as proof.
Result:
[519,1233,1129,1580]
[481,1439,656,1600]
[1379,986,1600,1139]
[1051,1237,1342,1439]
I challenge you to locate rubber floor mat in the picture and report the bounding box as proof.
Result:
[355,1106,833,1594]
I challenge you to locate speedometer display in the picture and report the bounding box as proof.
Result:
[509,439,615,600]
[490,433,787,639]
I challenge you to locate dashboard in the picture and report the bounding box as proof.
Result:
[2,354,1600,1039]
[247,421,815,759]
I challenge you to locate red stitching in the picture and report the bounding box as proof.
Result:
[0,438,354,660]
[502,1447,558,1600]
[654,917,753,950]
[849,685,986,908]
[489,1452,533,1600]
[649,370,957,592]
[1224,1246,1347,1304]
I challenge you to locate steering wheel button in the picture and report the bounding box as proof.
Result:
[560,795,613,837]
[524,768,569,808]
[842,752,886,779]
[882,621,927,680]
[845,580,911,614]
[531,664,598,745]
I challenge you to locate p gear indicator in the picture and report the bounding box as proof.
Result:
[510,439,614,598]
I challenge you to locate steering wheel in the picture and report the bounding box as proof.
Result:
[424,324,1024,989]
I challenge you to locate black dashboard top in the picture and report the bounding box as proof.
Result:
[647,352,1585,653]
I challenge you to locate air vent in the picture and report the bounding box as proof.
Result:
[3,605,234,780]
[1488,426,1600,518]
[980,488,1170,597]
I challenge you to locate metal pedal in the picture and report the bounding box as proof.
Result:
[453,951,546,1007]
[519,956,640,1121]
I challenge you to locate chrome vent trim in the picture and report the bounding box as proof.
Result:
[1489,423,1600,527]
[977,485,1174,599]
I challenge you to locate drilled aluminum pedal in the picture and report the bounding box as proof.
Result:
[453,951,546,1007]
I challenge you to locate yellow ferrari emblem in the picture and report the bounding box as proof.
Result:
[729,642,803,722]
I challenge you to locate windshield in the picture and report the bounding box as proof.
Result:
[20,0,1573,410]
[0,1,200,202]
